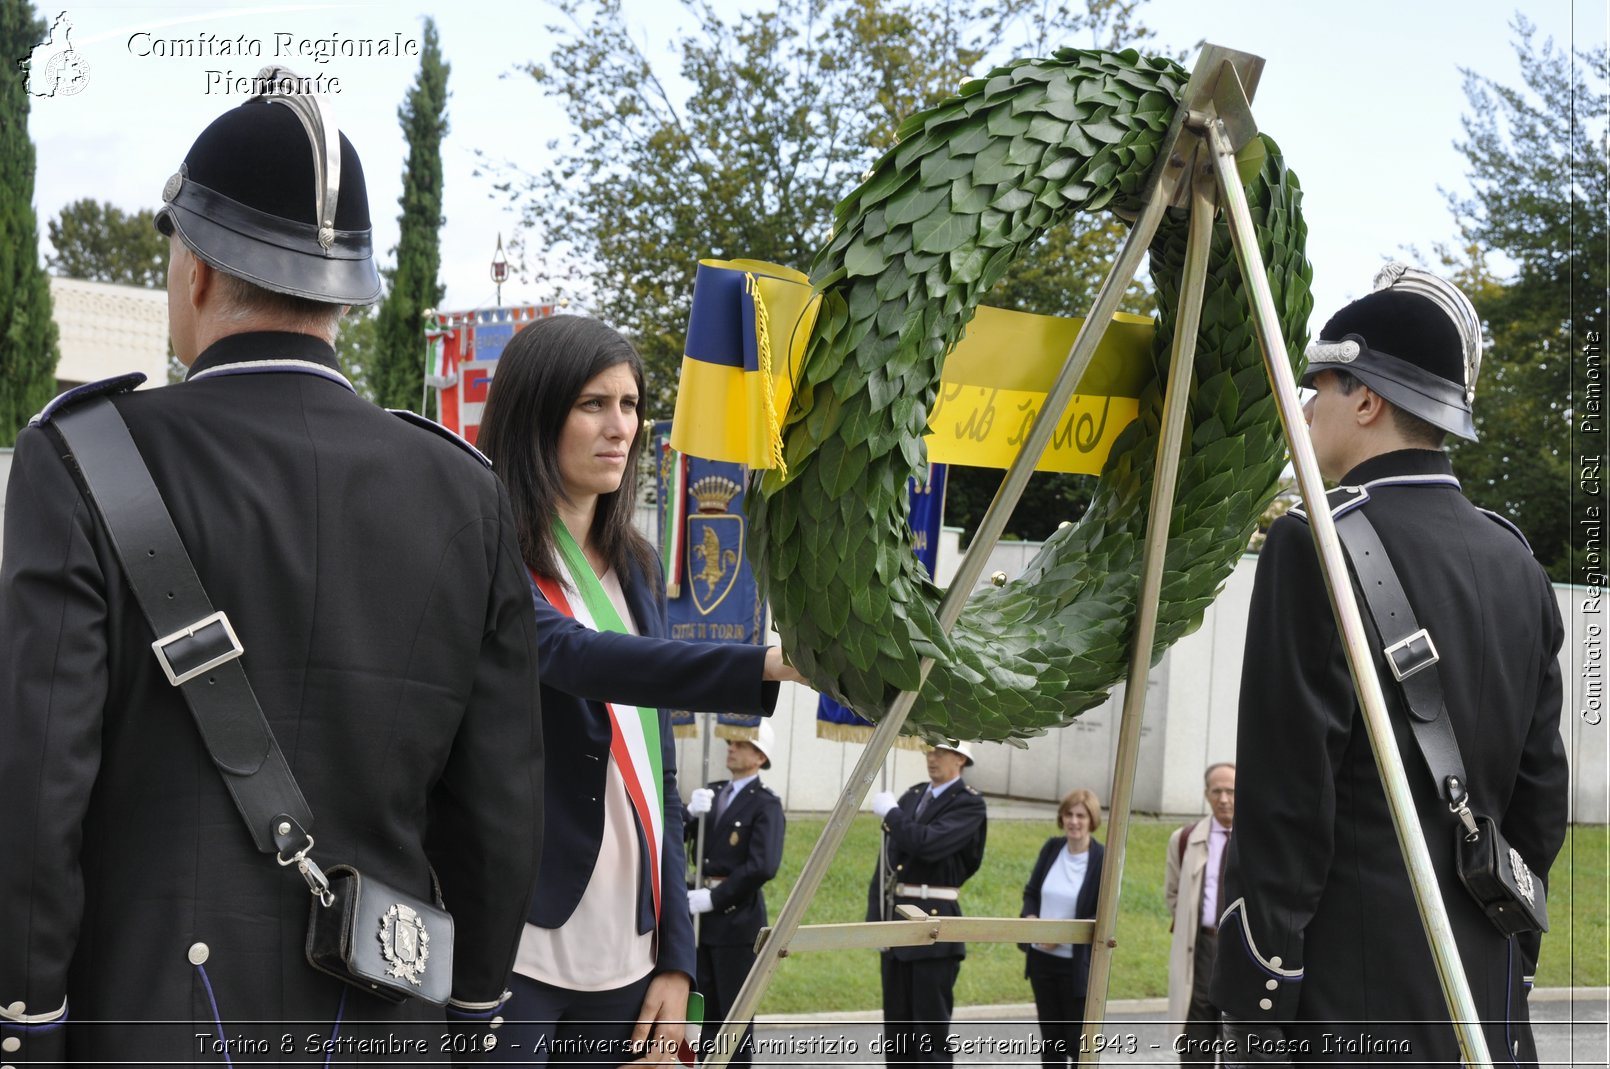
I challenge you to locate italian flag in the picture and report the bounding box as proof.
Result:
[424,329,458,388]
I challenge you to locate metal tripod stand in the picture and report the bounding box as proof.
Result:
[702,43,1494,1069]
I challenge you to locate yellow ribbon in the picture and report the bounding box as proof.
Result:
[671,258,1154,475]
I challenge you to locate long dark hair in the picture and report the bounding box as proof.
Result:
[478,315,656,582]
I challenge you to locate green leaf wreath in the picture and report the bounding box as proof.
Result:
[749,47,1313,744]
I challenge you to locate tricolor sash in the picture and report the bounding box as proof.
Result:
[532,523,667,922]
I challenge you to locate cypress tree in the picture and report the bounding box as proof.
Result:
[371,17,448,414]
[0,0,61,444]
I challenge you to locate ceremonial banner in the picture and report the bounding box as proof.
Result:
[816,464,946,742]
[424,330,455,388]
[428,305,555,445]
[671,258,1153,475]
[654,429,767,740]
[673,259,819,471]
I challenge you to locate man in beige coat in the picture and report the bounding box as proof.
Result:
[1164,763,1235,1063]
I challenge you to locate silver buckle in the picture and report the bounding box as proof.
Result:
[1384,628,1438,682]
[276,832,335,907]
[151,610,244,686]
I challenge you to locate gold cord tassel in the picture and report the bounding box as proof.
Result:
[745,272,788,476]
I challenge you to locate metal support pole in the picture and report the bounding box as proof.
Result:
[1201,115,1492,1069]
[692,711,715,946]
[878,753,892,924]
[700,151,1187,1069]
[1079,168,1218,1064]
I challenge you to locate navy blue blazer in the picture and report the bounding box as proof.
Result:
[528,557,777,980]
[865,778,988,961]
[683,777,785,947]
[1020,836,1104,992]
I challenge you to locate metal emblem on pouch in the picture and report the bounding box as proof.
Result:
[380,903,432,985]
[1509,849,1535,908]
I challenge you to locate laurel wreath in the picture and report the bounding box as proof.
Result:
[749,48,1312,743]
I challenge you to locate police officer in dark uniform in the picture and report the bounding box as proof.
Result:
[0,71,543,1064]
[867,741,988,1066]
[684,720,785,1067]
[1211,264,1568,1065]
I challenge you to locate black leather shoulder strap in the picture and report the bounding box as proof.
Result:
[50,397,314,855]
[1332,505,1478,820]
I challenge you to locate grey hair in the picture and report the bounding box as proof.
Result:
[173,233,345,341]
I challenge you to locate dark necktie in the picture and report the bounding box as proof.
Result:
[914,789,934,820]
[1211,826,1231,927]
[714,782,736,824]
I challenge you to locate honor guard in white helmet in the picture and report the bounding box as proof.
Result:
[684,721,786,1067]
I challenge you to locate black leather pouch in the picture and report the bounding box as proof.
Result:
[306,864,455,1005]
[1455,816,1548,936]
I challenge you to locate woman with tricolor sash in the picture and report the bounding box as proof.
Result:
[477,316,799,1066]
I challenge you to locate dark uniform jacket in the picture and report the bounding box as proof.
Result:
[1212,449,1568,1065]
[0,333,545,1064]
[1019,837,1104,990]
[528,568,777,980]
[865,778,988,961]
[685,777,785,946]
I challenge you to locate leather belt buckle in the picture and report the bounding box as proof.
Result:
[152,610,245,686]
[1384,628,1438,682]
[892,882,959,901]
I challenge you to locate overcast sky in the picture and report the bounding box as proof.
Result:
[24,0,1606,361]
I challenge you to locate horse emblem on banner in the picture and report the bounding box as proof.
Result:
[689,475,743,615]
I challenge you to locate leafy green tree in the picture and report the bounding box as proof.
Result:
[0,0,60,444]
[46,199,167,287]
[334,304,381,404]
[372,17,449,414]
[1442,18,1607,581]
[498,0,1156,540]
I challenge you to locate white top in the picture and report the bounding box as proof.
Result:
[1035,846,1090,959]
[516,567,656,990]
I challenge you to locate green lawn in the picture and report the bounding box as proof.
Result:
[1548,822,1609,988]
[739,816,1606,1015]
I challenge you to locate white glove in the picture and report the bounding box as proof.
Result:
[688,888,714,914]
[871,790,898,819]
[688,788,714,817]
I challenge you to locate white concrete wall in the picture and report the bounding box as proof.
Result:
[676,539,1603,825]
[1563,583,1608,825]
[3,468,1598,825]
[49,276,169,388]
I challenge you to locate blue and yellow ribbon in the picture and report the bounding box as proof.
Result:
[672,258,1154,475]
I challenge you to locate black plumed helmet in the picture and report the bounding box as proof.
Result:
[154,67,381,305]
[1302,263,1483,441]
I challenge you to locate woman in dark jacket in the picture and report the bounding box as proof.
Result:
[477,316,800,1065]
[1020,788,1104,1069]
